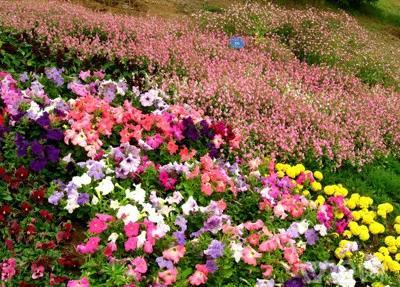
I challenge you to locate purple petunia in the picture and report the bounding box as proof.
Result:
[305,229,319,245]
[30,158,47,172]
[45,67,64,87]
[205,259,218,273]
[156,257,174,270]
[77,193,90,205]
[204,240,225,259]
[48,191,64,205]
[46,129,64,141]
[284,277,304,287]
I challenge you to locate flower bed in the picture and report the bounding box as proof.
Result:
[0,1,399,166]
[0,69,399,286]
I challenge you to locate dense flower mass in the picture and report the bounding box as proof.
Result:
[0,0,399,166]
[0,70,399,286]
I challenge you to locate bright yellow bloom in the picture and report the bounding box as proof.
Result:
[311,181,322,192]
[379,247,390,256]
[385,236,397,247]
[313,171,323,181]
[323,185,335,195]
[277,171,285,178]
[369,222,385,235]
[352,211,361,221]
[359,196,373,209]
[315,195,325,206]
[394,224,400,234]
[302,190,310,197]
[388,246,398,254]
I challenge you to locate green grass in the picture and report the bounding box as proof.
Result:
[323,156,400,206]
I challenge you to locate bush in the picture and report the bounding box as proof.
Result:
[328,0,379,8]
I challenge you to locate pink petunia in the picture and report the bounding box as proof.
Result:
[88,218,108,234]
[67,277,90,287]
[162,245,186,264]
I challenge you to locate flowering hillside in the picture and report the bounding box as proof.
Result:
[0,0,399,166]
[0,0,400,287]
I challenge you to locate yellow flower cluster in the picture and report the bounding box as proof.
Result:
[275,163,306,179]
[323,184,348,197]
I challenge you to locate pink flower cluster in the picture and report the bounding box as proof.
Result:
[1,0,399,165]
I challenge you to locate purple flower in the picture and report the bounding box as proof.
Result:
[31,141,44,157]
[45,67,64,87]
[46,129,64,141]
[203,215,222,233]
[30,158,47,172]
[48,191,64,205]
[205,260,218,273]
[156,257,174,270]
[173,231,186,245]
[305,229,318,245]
[284,277,304,287]
[175,215,187,232]
[46,145,60,163]
[204,240,225,259]
[36,113,50,128]
[19,72,29,83]
[200,120,214,139]
[183,117,200,141]
[15,133,29,157]
[77,193,90,205]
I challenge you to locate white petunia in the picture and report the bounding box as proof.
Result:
[117,204,141,224]
[91,195,99,205]
[331,266,356,287]
[125,183,146,204]
[230,242,243,263]
[314,224,328,236]
[181,196,199,215]
[95,176,114,195]
[363,255,383,274]
[296,220,309,235]
[137,231,147,248]
[72,173,92,188]
[108,233,119,243]
[110,200,120,210]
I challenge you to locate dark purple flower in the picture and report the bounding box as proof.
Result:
[203,215,222,232]
[36,113,50,128]
[30,158,47,172]
[204,240,225,259]
[200,120,214,139]
[77,193,90,205]
[284,277,304,287]
[46,129,64,141]
[15,133,29,157]
[31,141,45,157]
[305,229,318,245]
[45,145,60,163]
[182,117,200,141]
[207,143,219,158]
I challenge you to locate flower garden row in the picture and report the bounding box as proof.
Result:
[1,69,400,287]
[0,0,399,166]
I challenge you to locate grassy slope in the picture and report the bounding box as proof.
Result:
[72,0,400,204]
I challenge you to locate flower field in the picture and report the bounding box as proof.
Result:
[0,0,400,287]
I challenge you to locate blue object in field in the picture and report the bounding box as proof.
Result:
[229,37,245,49]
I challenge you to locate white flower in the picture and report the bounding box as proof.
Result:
[153,221,170,238]
[363,255,383,274]
[331,266,356,287]
[256,279,275,287]
[62,153,73,163]
[110,200,120,210]
[296,220,309,235]
[139,89,158,107]
[117,204,141,224]
[314,224,327,236]
[65,198,79,213]
[95,176,114,195]
[108,233,119,243]
[181,196,199,215]
[166,191,184,205]
[91,195,99,205]
[72,173,92,188]
[137,231,147,248]
[26,101,43,120]
[126,184,146,204]
[230,242,243,263]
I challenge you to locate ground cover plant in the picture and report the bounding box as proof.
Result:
[0,0,400,286]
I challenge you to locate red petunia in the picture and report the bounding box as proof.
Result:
[31,187,45,203]
[26,223,37,236]
[21,202,32,214]
[15,166,29,181]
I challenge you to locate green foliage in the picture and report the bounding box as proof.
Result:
[328,0,379,8]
